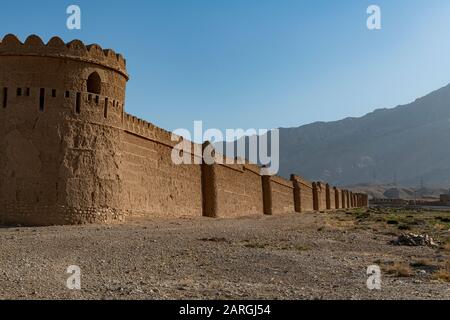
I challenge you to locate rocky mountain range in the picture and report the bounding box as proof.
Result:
[220,83,450,190]
[277,83,450,188]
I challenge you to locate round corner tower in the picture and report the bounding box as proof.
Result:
[0,34,129,226]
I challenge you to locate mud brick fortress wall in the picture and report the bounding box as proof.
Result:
[0,35,368,226]
[291,175,315,213]
[202,155,264,218]
[262,175,295,215]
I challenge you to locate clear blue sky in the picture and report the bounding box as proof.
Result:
[2,0,450,134]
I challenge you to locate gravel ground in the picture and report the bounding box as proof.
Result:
[0,210,449,300]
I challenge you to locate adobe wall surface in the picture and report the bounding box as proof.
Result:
[340,190,347,209]
[214,163,264,218]
[314,182,327,211]
[300,180,314,212]
[326,184,336,210]
[119,127,203,218]
[357,193,367,207]
[334,188,341,209]
[350,192,356,208]
[291,175,314,213]
[268,176,295,215]
[0,35,369,226]
[348,192,352,207]
[362,194,369,207]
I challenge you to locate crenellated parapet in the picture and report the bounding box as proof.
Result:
[0,34,128,129]
[0,34,127,79]
[123,113,178,146]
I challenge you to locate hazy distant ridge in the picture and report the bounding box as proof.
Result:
[277,84,450,188]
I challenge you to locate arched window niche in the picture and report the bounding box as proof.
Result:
[87,72,102,95]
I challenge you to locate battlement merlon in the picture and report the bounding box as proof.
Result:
[0,34,128,80]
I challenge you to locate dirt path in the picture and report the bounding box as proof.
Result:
[0,210,449,300]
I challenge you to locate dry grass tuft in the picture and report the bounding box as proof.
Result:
[432,269,450,282]
[410,258,434,268]
[294,245,311,252]
[384,263,414,277]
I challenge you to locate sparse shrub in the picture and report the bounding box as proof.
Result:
[356,212,370,220]
[410,259,434,268]
[384,263,414,277]
[432,270,450,282]
[410,259,440,273]
[387,220,399,225]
